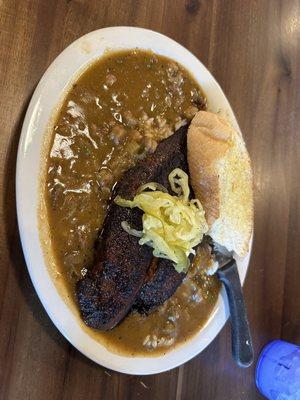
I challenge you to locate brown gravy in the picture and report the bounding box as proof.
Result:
[43,49,220,356]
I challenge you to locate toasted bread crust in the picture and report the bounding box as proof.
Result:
[187,111,253,256]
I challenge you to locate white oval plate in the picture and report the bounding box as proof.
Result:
[16,27,251,375]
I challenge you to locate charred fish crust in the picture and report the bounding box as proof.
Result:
[76,125,189,330]
[134,260,186,314]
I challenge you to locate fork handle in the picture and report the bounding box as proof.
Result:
[217,259,254,368]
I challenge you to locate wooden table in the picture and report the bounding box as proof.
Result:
[1,1,299,398]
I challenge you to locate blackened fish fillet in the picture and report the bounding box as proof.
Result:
[76,125,188,330]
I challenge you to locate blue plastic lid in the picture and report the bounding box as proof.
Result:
[256,340,300,399]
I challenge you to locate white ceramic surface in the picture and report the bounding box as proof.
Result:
[16,27,251,375]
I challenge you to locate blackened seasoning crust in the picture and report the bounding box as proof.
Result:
[76,125,188,330]
[134,127,190,313]
[134,259,185,314]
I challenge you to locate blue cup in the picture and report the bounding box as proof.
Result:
[256,340,300,399]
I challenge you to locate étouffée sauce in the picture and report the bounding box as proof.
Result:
[43,49,220,355]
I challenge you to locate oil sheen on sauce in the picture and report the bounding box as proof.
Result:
[44,49,220,356]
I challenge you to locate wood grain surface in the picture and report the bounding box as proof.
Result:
[1,0,299,399]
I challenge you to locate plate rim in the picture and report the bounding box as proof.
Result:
[16,26,252,375]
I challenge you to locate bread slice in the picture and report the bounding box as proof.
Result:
[187,111,253,257]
